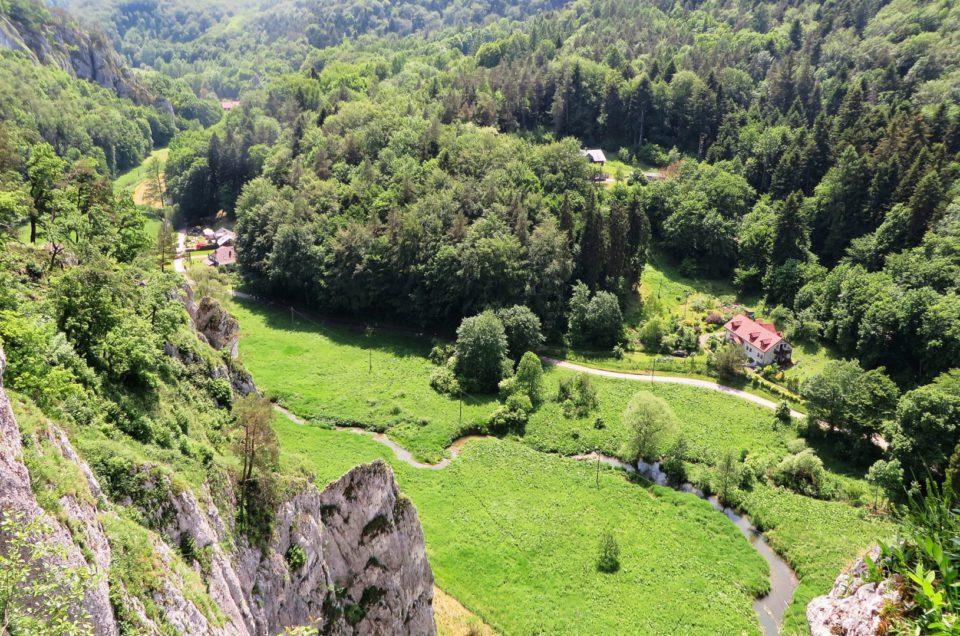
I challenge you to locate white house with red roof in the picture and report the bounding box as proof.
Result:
[723,314,792,367]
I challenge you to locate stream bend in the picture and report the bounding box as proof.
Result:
[275,404,800,635]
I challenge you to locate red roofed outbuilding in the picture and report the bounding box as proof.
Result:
[723,314,792,366]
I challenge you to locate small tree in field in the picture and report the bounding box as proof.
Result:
[596,530,620,573]
[714,450,740,506]
[454,311,509,392]
[231,395,279,533]
[713,343,747,380]
[0,508,94,635]
[514,352,544,405]
[775,401,792,426]
[619,392,678,464]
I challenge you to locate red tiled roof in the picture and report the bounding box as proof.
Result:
[724,314,784,353]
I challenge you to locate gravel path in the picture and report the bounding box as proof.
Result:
[541,357,807,419]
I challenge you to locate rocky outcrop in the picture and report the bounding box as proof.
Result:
[0,4,146,101]
[236,462,436,635]
[195,296,241,357]
[807,547,901,636]
[0,348,119,636]
[0,342,435,635]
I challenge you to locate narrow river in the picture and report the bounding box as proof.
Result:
[574,451,799,636]
[275,405,799,635]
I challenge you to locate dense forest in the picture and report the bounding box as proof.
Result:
[154,0,960,490]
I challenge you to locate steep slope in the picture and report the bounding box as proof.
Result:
[0,334,435,634]
[0,0,145,100]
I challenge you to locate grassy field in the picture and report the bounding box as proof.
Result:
[742,485,894,634]
[232,299,800,464]
[114,147,169,193]
[639,252,746,322]
[234,297,892,634]
[279,420,771,635]
[525,372,797,462]
[231,299,498,463]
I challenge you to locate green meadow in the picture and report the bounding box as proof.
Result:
[232,298,892,635]
[279,419,770,635]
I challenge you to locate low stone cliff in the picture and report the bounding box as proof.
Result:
[807,547,900,636]
[0,344,436,634]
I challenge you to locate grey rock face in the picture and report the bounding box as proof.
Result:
[0,349,119,635]
[195,296,241,357]
[807,547,900,636]
[0,344,435,635]
[0,9,145,101]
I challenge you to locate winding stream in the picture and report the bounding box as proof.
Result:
[276,405,800,634]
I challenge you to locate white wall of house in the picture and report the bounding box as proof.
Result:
[725,333,780,366]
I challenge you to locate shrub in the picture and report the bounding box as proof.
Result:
[557,373,599,418]
[785,438,807,454]
[596,531,620,573]
[662,436,688,483]
[513,352,544,405]
[285,544,307,571]
[454,311,508,392]
[496,305,544,359]
[638,317,668,350]
[774,401,792,425]
[705,312,725,327]
[711,343,747,380]
[773,449,825,497]
[208,378,233,408]
[429,343,455,365]
[429,366,460,396]
[489,404,528,434]
[505,392,533,414]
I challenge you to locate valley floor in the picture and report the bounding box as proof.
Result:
[232,298,893,635]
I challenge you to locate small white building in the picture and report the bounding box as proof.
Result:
[723,314,792,367]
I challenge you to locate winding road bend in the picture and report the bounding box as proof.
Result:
[540,357,807,418]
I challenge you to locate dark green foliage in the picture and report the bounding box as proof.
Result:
[596,531,620,573]
[454,312,509,393]
[567,282,624,350]
[557,373,599,419]
[773,450,826,498]
[870,481,959,635]
[361,514,394,544]
[711,344,747,381]
[496,306,544,360]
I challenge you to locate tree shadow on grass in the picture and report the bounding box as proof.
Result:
[233,296,441,361]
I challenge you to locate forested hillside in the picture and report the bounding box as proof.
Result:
[164,0,960,376]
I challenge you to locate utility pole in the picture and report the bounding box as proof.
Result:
[459,390,463,426]
[596,450,600,488]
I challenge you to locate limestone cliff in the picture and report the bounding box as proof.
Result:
[0,2,146,101]
[807,547,900,636]
[0,343,436,634]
